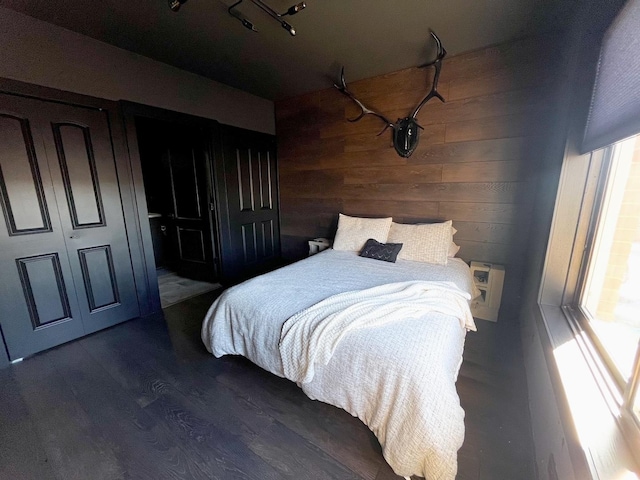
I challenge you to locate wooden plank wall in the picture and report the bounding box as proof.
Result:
[275,36,561,309]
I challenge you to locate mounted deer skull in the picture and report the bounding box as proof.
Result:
[334,31,447,158]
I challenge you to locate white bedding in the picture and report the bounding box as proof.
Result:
[201,249,477,479]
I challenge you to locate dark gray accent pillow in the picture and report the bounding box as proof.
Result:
[359,238,403,263]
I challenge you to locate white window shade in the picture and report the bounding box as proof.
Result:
[582,0,640,153]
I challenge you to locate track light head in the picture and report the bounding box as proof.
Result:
[168,0,187,12]
[285,2,306,16]
[281,20,295,36]
[242,19,258,32]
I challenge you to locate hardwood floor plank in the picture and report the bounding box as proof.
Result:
[457,322,535,480]
[408,136,539,165]
[248,420,362,480]
[142,392,283,480]
[342,199,439,219]
[80,321,283,480]
[0,368,57,480]
[10,353,127,480]
[343,164,443,185]
[438,201,520,224]
[44,342,223,480]
[200,356,383,480]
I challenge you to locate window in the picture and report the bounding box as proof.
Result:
[572,134,640,443]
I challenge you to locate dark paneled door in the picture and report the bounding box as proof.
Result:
[164,126,218,281]
[219,126,280,279]
[135,117,218,282]
[0,93,139,359]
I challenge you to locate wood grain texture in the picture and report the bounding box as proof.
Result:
[276,35,562,309]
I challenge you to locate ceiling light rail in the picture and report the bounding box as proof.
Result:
[168,0,307,36]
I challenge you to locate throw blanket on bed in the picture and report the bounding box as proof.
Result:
[279,280,476,385]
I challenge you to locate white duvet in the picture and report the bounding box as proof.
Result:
[202,249,478,479]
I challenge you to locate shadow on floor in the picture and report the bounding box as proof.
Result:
[161,288,224,362]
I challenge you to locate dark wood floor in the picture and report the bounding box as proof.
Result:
[0,290,536,480]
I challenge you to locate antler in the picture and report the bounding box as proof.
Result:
[334,68,395,136]
[410,31,447,119]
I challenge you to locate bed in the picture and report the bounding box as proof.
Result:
[201,246,478,480]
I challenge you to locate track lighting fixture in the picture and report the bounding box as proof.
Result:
[243,0,306,36]
[168,0,306,37]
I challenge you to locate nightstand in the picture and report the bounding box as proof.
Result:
[469,261,505,322]
[308,238,330,256]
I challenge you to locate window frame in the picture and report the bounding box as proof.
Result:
[559,141,640,459]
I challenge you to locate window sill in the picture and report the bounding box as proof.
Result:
[537,302,639,479]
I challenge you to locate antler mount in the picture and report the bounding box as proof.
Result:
[334,31,447,158]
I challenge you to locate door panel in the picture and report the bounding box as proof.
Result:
[260,219,276,257]
[170,140,202,219]
[2,246,85,359]
[0,93,139,359]
[41,102,139,335]
[177,227,206,263]
[77,245,120,311]
[220,126,280,279]
[0,114,52,234]
[52,123,105,228]
[257,152,274,210]
[241,223,258,264]
[16,253,73,328]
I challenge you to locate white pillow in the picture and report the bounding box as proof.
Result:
[333,214,392,252]
[449,227,460,257]
[387,220,452,264]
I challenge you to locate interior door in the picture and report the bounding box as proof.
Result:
[165,125,218,281]
[219,125,280,280]
[0,93,139,359]
[136,117,218,282]
[41,101,139,335]
[0,95,85,359]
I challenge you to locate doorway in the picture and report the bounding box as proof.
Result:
[135,116,220,308]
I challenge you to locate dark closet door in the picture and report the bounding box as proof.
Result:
[219,126,280,280]
[0,95,85,359]
[42,101,139,335]
[0,94,139,359]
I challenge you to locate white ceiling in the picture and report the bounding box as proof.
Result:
[0,0,580,100]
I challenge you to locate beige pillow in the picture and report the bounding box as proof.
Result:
[333,214,392,252]
[449,227,460,257]
[388,220,452,264]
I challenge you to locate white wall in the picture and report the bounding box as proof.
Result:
[0,7,275,134]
